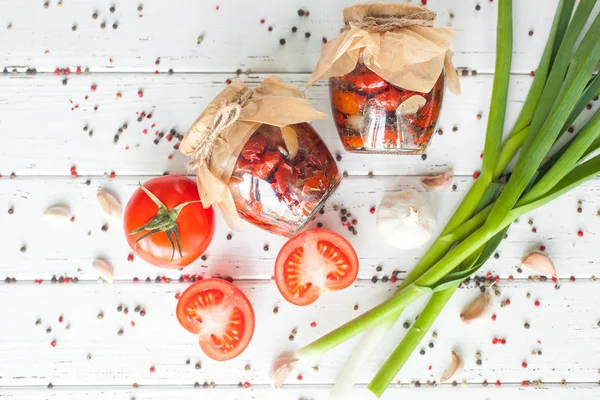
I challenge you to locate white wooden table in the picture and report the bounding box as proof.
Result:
[1,1,599,399]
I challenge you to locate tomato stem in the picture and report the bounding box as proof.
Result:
[129,183,203,263]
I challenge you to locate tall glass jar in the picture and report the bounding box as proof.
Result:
[227,123,340,237]
[329,62,445,155]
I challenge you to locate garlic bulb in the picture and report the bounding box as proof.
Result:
[376,189,436,250]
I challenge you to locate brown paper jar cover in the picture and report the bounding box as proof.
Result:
[180,75,341,236]
[309,3,460,154]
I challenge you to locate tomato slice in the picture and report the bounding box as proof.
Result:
[274,229,359,306]
[176,278,255,361]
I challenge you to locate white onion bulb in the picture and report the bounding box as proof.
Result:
[376,189,436,250]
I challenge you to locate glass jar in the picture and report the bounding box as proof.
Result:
[329,62,445,154]
[227,123,340,237]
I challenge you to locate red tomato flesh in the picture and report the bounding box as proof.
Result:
[274,229,359,306]
[176,278,255,361]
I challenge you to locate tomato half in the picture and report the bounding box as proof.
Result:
[176,278,255,361]
[274,229,359,306]
[123,175,215,268]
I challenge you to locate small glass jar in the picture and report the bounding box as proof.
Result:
[227,123,340,237]
[329,62,445,154]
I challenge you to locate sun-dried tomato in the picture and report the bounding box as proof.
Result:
[273,162,294,195]
[349,71,388,94]
[332,91,366,115]
[242,134,269,162]
[252,150,281,179]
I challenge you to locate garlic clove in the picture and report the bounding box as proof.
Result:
[97,190,122,218]
[440,350,463,383]
[272,352,299,388]
[376,189,436,250]
[398,95,427,116]
[92,258,114,284]
[421,170,454,192]
[460,290,490,323]
[43,205,71,221]
[521,251,557,279]
[281,126,299,159]
[346,114,365,132]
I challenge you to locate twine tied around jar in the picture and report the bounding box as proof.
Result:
[345,11,436,32]
[187,87,254,171]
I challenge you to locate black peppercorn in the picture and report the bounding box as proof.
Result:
[279,38,286,45]
[305,32,311,38]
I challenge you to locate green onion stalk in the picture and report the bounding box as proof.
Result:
[273,0,600,397]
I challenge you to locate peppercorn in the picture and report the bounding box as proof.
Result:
[195,362,201,370]
[305,32,311,38]
[421,154,427,160]
[419,349,425,355]
[297,9,305,16]
[279,38,286,45]
[371,276,378,283]
[226,233,232,240]
[382,276,389,283]
[476,359,482,366]
[428,342,434,348]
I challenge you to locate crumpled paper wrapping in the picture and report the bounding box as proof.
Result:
[307,3,460,95]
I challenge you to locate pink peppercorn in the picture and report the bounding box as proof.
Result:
[577,230,584,237]
[109,171,116,179]
[127,254,134,262]
[473,171,480,179]
[522,361,528,368]
[149,366,155,373]
[492,338,498,344]
[51,340,57,347]
[297,374,303,381]
[569,276,575,282]
[369,206,376,214]
[491,314,496,321]
[505,299,511,306]
[532,227,537,233]
[500,338,506,344]
[310,321,317,328]
[534,300,540,307]
[495,380,501,387]
[138,90,144,98]
[243,381,251,388]
[539,245,546,251]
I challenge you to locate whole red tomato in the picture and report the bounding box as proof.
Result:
[123,175,215,268]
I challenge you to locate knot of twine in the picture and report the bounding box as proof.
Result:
[346,11,436,31]
[188,88,253,171]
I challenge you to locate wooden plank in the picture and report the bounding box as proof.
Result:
[0,0,585,74]
[4,72,597,177]
[0,281,599,387]
[1,386,600,400]
[1,176,599,281]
